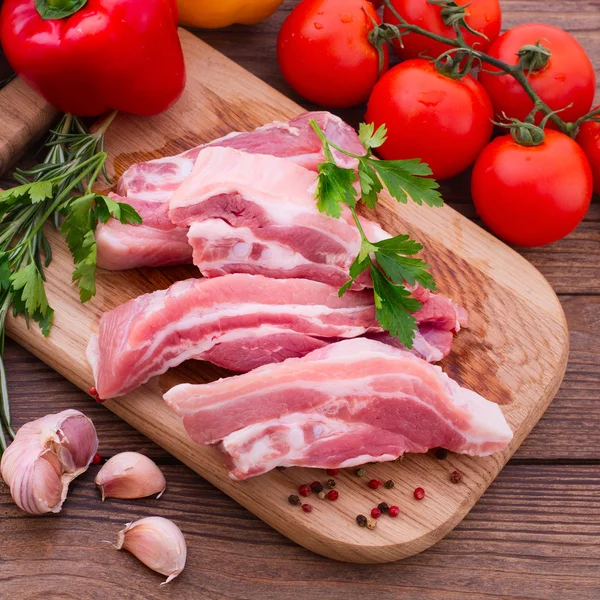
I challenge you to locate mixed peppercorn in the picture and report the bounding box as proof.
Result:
[286,460,463,528]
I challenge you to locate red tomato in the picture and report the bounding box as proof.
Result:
[277,0,388,108]
[472,130,592,246]
[576,117,600,196]
[479,24,596,124]
[364,59,494,180]
[383,0,501,60]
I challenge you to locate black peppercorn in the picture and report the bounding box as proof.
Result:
[356,514,368,527]
[435,448,449,460]
[310,481,324,493]
[378,502,389,514]
[288,494,301,506]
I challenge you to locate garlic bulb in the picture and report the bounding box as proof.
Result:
[0,409,98,514]
[115,517,187,584]
[95,452,166,500]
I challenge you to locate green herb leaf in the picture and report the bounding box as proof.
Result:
[358,161,383,210]
[370,264,421,348]
[28,180,54,204]
[71,230,98,303]
[10,263,50,318]
[358,123,387,150]
[315,162,357,218]
[367,158,443,207]
[373,235,423,255]
[94,194,142,225]
[377,252,436,290]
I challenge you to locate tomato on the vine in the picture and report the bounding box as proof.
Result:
[576,117,600,196]
[383,0,501,60]
[479,23,596,124]
[472,130,592,247]
[277,0,388,108]
[365,59,494,180]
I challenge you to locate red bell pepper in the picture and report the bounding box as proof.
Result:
[0,0,186,117]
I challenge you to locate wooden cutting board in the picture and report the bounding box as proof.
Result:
[0,75,57,175]
[5,30,568,563]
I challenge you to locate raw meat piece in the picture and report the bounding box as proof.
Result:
[86,274,382,399]
[97,112,364,270]
[186,217,386,289]
[164,338,512,479]
[169,147,388,288]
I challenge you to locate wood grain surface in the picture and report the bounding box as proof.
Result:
[0,0,599,597]
[0,76,57,176]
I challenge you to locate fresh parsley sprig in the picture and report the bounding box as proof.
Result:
[0,112,141,453]
[310,119,442,349]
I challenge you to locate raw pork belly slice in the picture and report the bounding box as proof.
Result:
[86,274,383,399]
[169,147,388,288]
[96,112,363,270]
[186,216,387,289]
[164,338,513,480]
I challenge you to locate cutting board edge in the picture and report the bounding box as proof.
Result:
[0,77,58,175]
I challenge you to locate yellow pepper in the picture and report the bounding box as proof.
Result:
[178,0,283,29]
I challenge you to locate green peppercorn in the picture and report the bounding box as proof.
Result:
[355,467,366,477]
[378,502,389,514]
[317,491,326,500]
[384,479,395,489]
[356,514,368,527]
[327,479,336,489]
[288,494,301,506]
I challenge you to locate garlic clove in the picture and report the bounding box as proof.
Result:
[1,409,98,514]
[115,517,187,585]
[95,452,166,501]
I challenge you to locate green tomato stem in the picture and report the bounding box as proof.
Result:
[379,0,570,133]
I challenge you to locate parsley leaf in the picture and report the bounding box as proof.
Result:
[376,252,436,290]
[315,162,357,218]
[370,264,421,348]
[358,162,383,210]
[358,122,387,150]
[367,158,443,207]
[10,263,50,318]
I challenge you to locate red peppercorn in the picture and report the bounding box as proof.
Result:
[414,487,425,500]
[327,490,339,501]
[91,452,102,465]
[371,507,381,519]
[326,468,339,476]
[88,386,97,396]
[298,484,312,497]
[301,503,313,513]
[388,505,400,518]
[368,479,382,489]
[450,470,463,484]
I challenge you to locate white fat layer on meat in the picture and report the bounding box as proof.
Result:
[134,303,375,369]
[166,339,512,449]
[411,331,444,363]
[171,148,320,225]
[188,220,314,270]
[199,374,510,451]
[222,413,399,479]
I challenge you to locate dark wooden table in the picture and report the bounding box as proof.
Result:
[1,2,600,598]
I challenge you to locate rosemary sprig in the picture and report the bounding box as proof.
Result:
[311,119,441,349]
[0,112,141,453]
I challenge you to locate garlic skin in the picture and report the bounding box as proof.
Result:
[95,452,166,501]
[115,517,187,585]
[1,409,98,514]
